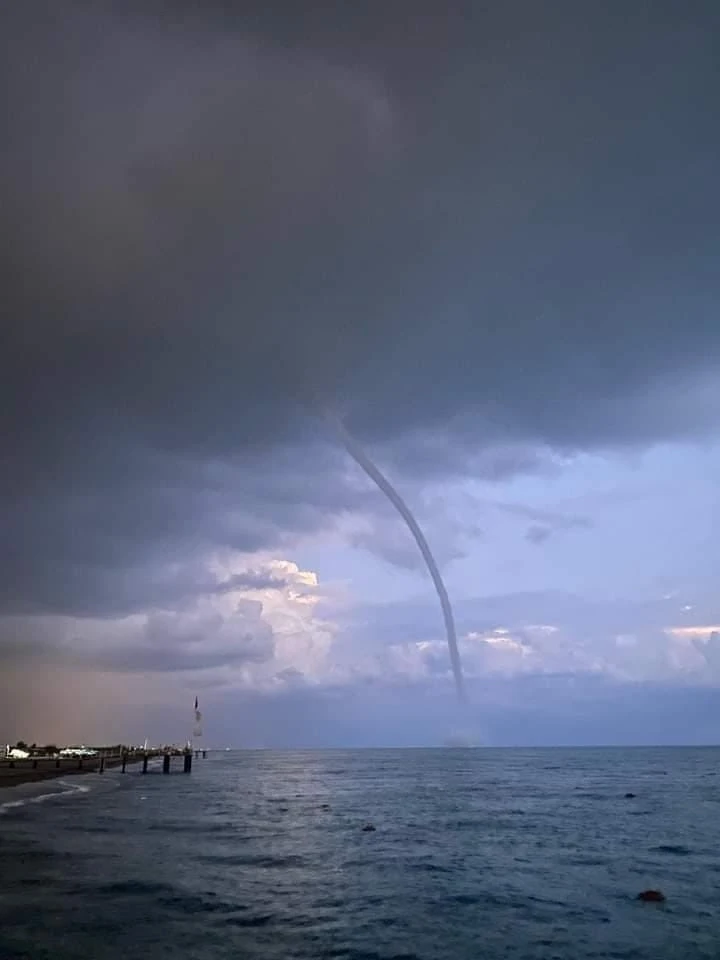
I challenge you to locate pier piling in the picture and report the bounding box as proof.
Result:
[1,746,198,784]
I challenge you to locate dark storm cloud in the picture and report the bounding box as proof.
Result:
[0,441,368,616]
[2,1,720,617]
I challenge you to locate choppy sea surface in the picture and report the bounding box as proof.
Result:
[1,747,720,959]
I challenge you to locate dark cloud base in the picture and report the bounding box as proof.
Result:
[2,1,720,623]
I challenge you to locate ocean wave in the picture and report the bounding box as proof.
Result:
[220,913,274,927]
[651,844,693,856]
[93,880,177,897]
[0,779,90,815]
[192,852,307,869]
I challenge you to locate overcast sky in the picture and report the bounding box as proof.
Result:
[2,1,719,747]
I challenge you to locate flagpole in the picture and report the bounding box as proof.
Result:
[192,696,202,755]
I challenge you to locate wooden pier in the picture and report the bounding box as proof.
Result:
[121,748,193,775]
[0,747,197,787]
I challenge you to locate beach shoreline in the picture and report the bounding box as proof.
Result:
[0,755,139,791]
[0,767,96,788]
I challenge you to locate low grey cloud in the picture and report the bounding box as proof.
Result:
[489,501,593,545]
[341,486,485,573]
[525,525,553,545]
[0,600,275,677]
[210,571,289,595]
[524,521,589,546]
[100,602,275,674]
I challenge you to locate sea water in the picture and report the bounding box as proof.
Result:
[1,747,719,959]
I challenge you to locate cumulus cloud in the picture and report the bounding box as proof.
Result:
[336,587,720,691]
[0,557,336,698]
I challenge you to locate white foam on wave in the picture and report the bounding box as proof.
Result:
[0,777,92,814]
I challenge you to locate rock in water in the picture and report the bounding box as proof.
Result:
[637,890,666,902]
[625,792,637,799]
